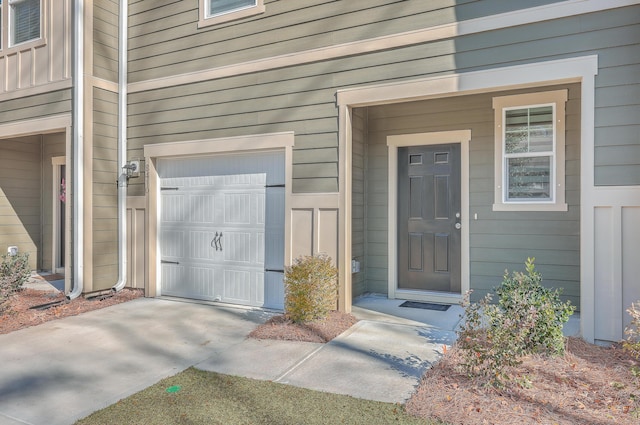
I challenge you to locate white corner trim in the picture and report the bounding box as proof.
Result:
[386,131,471,302]
[129,0,629,93]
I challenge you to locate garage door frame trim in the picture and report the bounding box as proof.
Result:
[144,132,294,298]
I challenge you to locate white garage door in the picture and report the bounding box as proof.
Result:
[157,151,285,309]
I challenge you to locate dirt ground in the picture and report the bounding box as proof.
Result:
[250,313,640,425]
[248,310,358,343]
[4,287,639,425]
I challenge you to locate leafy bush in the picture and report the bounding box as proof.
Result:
[0,253,31,314]
[284,254,337,323]
[623,302,640,360]
[457,258,575,386]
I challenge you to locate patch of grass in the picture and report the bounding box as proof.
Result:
[75,368,434,425]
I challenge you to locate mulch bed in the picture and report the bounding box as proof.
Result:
[0,288,143,335]
[248,310,358,343]
[406,337,640,425]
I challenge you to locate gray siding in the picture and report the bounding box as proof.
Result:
[0,136,42,270]
[128,0,562,83]
[93,88,119,290]
[365,84,581,307]
[128,5,639,193]
[0,90,71,125]
[94,0,119,82]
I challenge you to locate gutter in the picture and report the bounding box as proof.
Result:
[112,0,128,293]
[68,0,84,300]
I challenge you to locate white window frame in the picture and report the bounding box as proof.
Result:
[0,0,44,51]
[199,0,265,28]
[492,90,568,212]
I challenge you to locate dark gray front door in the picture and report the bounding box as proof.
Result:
[398,144,461,293]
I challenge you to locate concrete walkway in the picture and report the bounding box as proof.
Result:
[0,296,460,425]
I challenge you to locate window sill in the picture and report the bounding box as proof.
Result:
[492,202,568,212]
[0,37,46,57]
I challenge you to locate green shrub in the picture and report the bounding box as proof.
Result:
[456,258,575,386]
[284,254,337,324]
[623,302,640,360]
[0,253,31,314]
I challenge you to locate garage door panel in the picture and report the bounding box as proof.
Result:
[161,193,186,222]
[158,152,285,309]
[160,230,185,258]
[224,269,251,304]
[189,194,216,223]
[190,230,217,260]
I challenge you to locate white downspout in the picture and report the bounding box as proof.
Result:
[69,0,84,300]
[112,0,128,292]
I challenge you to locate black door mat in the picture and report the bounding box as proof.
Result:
[399,301,451,311]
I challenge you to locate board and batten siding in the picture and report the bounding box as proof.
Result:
[0,0,71,96]
[92,87,119,290]
[364,84,581,307]
[94,0,120,82]
[128,4,639,196]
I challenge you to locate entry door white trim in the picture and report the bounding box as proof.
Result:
[387,130,471,304]
[51,156,66,275]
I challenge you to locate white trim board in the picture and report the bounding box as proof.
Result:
[336,55,600,341]
[387,130,471,305]
[128,0,636,93]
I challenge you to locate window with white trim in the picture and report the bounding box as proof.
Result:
[0,0,42,50]
[199,0,264,27]
[492,90,568,212]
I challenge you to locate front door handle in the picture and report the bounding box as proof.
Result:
[455,222,462,230]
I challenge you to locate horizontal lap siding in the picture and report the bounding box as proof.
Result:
[93,88,119,290]
[0,136,42,270]
[128,5,638,195]
[366,84,581,306]
[127,0,562,83]
[0,90,71,125]
[94,0,119,82]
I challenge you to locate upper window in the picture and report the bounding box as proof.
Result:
[200,0,264,27]
[0,0,41,49]
[492,90,568,212]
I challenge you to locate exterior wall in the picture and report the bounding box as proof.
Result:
[0,0,71,97]
[128,3,639,195]
[90,87,119,291]
[93,0,120,83]
[363,84,581,307]
[127,0,562,83]
[0,88,71,272]
[127,1,639,329]
[0,136,42,270]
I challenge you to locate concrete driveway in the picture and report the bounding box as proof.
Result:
[0,297,458,425]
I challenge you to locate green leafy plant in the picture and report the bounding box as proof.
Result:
[284,254,337,324]
[456,258,575,387]
[0,253,31,314]
[623,302,640,361]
